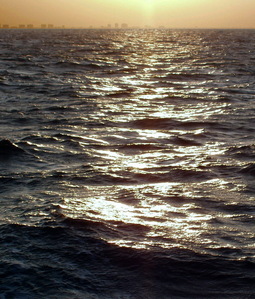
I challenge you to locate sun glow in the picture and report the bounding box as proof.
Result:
[1,0,255,28]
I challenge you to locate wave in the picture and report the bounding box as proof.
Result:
[0,139,39,163]
[128,118,180,130]
[126,118,216,131]
[0,139,26,157]
[227,144,255,160]
[133,168,212,183]
[62,216,150,237]
[106,91,134,98]
[239,163,255,176]
[1,222,254,298]
[160,72,215,81]
[0,139,49,178]
[47,166,212,185]
[54,61,102,70]
[172,136,202,146]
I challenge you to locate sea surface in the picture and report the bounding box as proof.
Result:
[0,28,255,298]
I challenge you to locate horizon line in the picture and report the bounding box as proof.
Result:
[1,27,255,30]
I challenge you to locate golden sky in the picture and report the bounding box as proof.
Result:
[1,0,255,28]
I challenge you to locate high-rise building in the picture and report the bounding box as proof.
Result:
[27,24,34,29]
[121,23,128,29]
[48,24,54,29]
[41,24,47,29]
[19,24,25,29]
[3,24,9,29]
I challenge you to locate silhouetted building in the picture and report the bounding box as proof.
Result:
[3,24,9,29]
[107,24,111,29]
[41,24,47,29]
[27,24,34,29]
[121,23,128,29]
[19,24,25,29]
[115,23,119,29]
[48,24,54,29]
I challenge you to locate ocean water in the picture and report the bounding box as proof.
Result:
[0,28,255,298]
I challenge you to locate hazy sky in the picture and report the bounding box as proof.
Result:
[1,0,255,28]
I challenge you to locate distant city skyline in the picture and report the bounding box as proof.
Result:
[0,23,167,30]
[0,23,133,29]
[1,0,255,29]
